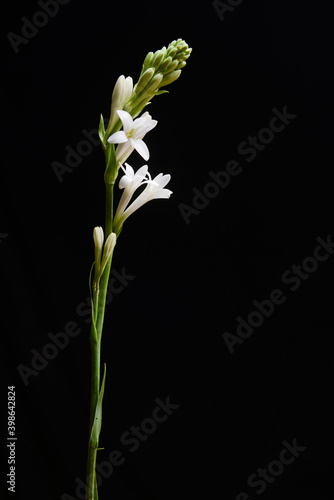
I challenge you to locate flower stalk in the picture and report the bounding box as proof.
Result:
[84,39,191,499]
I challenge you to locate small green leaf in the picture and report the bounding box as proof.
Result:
[98,114,106,144]
[89,262,99,334]
[89,262,95,300]
[104,143,117,184]
[89,364,107,448]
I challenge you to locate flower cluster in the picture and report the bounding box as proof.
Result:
[113,163,172,233]
[88,41,190,500]
[93,39,191,271]
[107,110,157,164]
[106,106,172,235]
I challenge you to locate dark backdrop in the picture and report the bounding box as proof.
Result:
[1,1,333,499]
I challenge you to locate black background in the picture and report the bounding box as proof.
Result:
[1,0,333,499]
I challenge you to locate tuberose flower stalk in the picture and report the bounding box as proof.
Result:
[85,39,191,500]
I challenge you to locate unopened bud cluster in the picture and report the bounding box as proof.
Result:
[140,39,191,87]
[103,39,191,142]
[124,39,192,118]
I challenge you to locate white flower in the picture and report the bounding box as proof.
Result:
[114,164,172,231]
[114,163,149,221]
[107,110,157,163]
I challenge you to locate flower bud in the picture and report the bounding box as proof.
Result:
[151,48,166,70]
[126,39,191,116]
[141,51,154,74]
[135,68,155,94]
[144,73,163,93]
[122,76,134,104]
[165,59,179,73]
[107,76,133,136]
[176,61,187,70]
[166,46,178,59]
[99,232,117,277]
[159,56,172,71]
[93,226,104,274]
[159,69,181,87]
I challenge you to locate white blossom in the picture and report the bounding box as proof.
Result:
[107,110,157,163]
[114,163,172,231]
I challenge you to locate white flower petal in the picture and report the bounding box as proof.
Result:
[119,176,132,189]
[107,130,128,144]
[132,138,150,160]
[136,165,149,178]
[152,188,173,200]
[133,112,151,127]
[111,75,125,102]
[123,163,135,178]
[150,173,171,188]
[133,120,158,139]
[123,77,133,102]
[117,110,134,132]
[142,118,158,133]
[113,165,171,230]
[115,142,133,163]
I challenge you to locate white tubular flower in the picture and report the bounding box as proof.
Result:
[107,110,157,163]
[114,164,172,230]
[93,226,104,275]
[108,76,133,134]
[114,163,149,221]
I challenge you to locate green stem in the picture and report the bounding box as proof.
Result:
[96,181,114,339]
[85,180,115,500]
[86,336,100,499]
[89,336,101,429]
[104,181,114,237]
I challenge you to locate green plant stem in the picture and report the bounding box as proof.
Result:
[85,180,114,500]
[86,336,100,499]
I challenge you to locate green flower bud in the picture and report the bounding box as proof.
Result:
[100,233,117,276]
[166,46,178,59]
[141,51,154,73]
[176,61,187,70]
[151,48,167,71]
[159,56,172,72]
[159,69,181,87]
[168,39,192,61]
[144,73,163,93]
[165,59,179,73]
[126,39,191,115]
[93,226,104,275]
[135,68,155,94]
[129,76,164,118]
